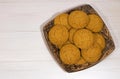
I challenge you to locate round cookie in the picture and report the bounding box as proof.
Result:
[86,14,103,32]
[54,13,71,30]
[69,28,77,43]
[94,33,105,50]
[73,29,94,49]
[68,10,89,29]
[48,25,69,48]
[81,45,102,63]
[75,57,87,65]
[60,44,81,65]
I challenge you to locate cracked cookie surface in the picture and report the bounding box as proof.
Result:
[48,25,69,48]
[81,44,102,63]
[68,11,89,29]
[86,14,103,32]
[73,29,94,49]
[60,44,81,65]
[54,13,71,30]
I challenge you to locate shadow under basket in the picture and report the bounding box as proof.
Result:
[43,4,115,72]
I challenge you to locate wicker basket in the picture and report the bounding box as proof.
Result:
[42,4,115,72]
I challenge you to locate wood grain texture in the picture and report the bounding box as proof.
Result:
[0,0,120,79]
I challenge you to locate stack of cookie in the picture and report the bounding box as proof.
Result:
[48,10,105,65]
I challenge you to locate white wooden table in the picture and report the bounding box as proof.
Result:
[0,0,120,79]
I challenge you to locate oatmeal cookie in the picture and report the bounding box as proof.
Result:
[73,29,94,49]
[48,25,69,48]
[69,28,77,43]
[60,44,81,65]
[54,13,71,30]
[81,45,102,63]
[86,14,103,32]
[68,10,89,29]
[94,33,105,50]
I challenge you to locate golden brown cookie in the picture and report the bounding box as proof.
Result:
[75,57,87,65]
[58,41,71,49]
[48,25,69,48]
[69,28,77,43]
[81,45,102,63]
[54,13,71,30]
[86,14,103,32]
[94,33,105,50]
[60,44,81,65]
[68,10,89,29]
[73,29,94,49]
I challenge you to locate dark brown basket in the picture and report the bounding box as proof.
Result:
[42,4,115,72]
